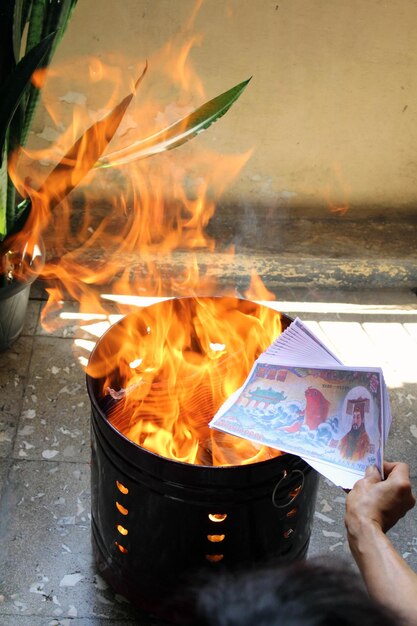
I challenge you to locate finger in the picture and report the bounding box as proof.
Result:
[386,462,411,481]
[365,464,382,482]
[383,461,401,476]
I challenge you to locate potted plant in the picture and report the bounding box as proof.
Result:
[0,0,250,350]
[0,0,78,349]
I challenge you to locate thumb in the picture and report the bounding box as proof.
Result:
[365,464,382,482]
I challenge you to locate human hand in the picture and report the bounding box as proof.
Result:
[345,461,416,536]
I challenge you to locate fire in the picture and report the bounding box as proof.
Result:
[8,37,251,326]
[323,163,351,215]
[87,297,284,466]
[8,8,284,466]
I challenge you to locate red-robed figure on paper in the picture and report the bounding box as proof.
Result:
[339,398,370,460]
[285,387,330,433]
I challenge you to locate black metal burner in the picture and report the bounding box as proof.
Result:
[86,297,319,623]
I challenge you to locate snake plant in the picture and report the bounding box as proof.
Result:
[0,0,251,252]
[0,0,78,241]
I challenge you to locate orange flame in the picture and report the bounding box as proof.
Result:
[245,270,276,301]
[8,35,252,315]
[8,13,283,466]
[323,163,351,215]
[88,297,284,466]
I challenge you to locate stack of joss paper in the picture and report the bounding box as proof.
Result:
[210,318,392,489]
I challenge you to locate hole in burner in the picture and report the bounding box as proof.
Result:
[117,524,128,536]
[207,534,225,543]
[289,484,302,499]
[208,513,227,523]
[116,542,128,554]
[116,502,128,515]
[116,481,129,494]
[283,528,294,538]
[286,507,298,518]
[205,554,224,562]
[272,470,304,509]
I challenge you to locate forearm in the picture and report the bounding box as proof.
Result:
[347,520,417,625]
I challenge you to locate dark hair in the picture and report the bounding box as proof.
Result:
[195,558,400,626]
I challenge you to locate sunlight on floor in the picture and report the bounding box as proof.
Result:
[58,296,417,388]
[263,301,417,388]
[268,301,417,315]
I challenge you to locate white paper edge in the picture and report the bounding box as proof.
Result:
[303,458,360,490]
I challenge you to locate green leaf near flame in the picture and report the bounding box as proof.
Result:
[97,77,252,168]
[13,74,251,234]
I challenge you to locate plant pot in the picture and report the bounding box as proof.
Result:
[0,237,45,351]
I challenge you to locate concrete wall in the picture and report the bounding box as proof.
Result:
[35,0,417,215]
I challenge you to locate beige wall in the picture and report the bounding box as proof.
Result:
[34,0,417,214]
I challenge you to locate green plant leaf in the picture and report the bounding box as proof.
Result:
[41,0,78,39]
[21,0,79,143]
[34,67,146,207]
[98,77,252,169]
[11,66,147,236]
[0,31,55,164]
[25,0,47,53]
[0,147,8,238]
[12,0,26,62]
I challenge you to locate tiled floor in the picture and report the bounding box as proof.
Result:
[1,286,417,625]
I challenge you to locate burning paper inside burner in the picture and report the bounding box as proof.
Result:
[87,297,291,467]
